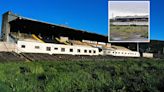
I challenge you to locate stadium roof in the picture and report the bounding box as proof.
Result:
[9,15,108,42]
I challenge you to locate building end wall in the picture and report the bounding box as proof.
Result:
[1,11,18,42]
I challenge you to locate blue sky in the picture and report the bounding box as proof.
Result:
[0,0,163,40]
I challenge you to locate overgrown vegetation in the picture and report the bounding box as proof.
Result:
[110,25,148,40]
[0,59,164,92]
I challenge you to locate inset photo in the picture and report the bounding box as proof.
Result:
[108,1,150,42]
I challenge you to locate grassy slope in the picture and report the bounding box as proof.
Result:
[0,59,164,92]
[110,25,148,39]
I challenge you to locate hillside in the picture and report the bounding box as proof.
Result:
[0,59,164,92]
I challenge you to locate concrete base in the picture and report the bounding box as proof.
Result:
[0,42,16,52]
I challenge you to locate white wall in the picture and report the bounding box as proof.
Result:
[16,41,99,55]
[15,41,140,57]
[112,22,148,26]
[143,53,153,58]
[103,50,140,57]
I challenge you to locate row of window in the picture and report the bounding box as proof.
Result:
[105,51,137,55]
[21,45,96,54]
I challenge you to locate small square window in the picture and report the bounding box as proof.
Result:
[46,47,51,51]
[61,48,65,52]
[89,50,92,53]
[93,50,96,53]
[54,48,58,50]
[70,49,73,52]
[84,50,87,53]
[77,49,80,53]
[21,45,25,48]
[35,46,40,49]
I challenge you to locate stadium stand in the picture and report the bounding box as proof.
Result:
[32,34,45,43]
[0,11,154,58]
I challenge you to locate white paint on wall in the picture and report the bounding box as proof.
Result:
[143,53,153,58]
[15,41,140,57]
[112,22,148,26]
[103,49,140,57]
[16,41,99,55]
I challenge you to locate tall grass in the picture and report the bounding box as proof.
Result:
[0,59,163,92]
[110,25,148,38]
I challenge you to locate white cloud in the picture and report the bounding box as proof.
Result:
[109,1,150,18]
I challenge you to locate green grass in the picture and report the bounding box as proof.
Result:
[110,25,148,39]
[0,59,164,92]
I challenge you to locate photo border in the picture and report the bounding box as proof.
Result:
[108,1,150,43]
